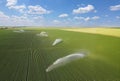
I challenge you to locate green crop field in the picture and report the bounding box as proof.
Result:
[0,28,120,81]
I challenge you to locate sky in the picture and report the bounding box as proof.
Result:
[0,0,120,27]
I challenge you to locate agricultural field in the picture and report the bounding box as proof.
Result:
[62,28,120,37]
[0,28,120,81]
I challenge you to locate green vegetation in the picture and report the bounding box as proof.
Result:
[0,28,120,81]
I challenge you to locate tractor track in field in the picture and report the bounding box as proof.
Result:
[25,34,43,81]
[25,50,30,81]
[25,35,34,81]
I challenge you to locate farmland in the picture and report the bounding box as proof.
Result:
[62,28,120,37]
[0,28,120,81]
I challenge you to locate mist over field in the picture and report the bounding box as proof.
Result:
[46,53,86,72]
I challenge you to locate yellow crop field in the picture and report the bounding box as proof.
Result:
[62,28,120,37]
